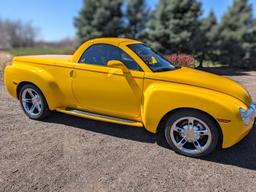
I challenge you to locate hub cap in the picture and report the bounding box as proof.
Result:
[21,88,42,117]
[170,117,212,155]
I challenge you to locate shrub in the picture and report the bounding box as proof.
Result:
[165,54,195,68]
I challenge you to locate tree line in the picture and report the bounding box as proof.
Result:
[75,0,256,68]
[0,20,38,49]
[0,20,76,51]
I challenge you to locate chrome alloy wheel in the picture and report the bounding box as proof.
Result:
[170,117,212,155]
[21,88,43,117]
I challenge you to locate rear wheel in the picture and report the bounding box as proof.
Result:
[164,110,219,157]
[19,84,50,120]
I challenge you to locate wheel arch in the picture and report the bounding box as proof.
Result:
[16,81,59,110]
[16,81,50,109]
[17,81,51,119]
[16,81,41,99]
[157,107,223,147]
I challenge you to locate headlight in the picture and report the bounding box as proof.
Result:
[239,103,256,125]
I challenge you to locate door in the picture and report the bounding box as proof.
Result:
[71,44,144,120]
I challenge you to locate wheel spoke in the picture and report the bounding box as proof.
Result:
[193,140,203,152]
[23,98,32,103]
[27,89,34,97]
[195,129,209,136]
[173,126,184,133]
[29,104,36,113]
[187,117,194,125]
[177,137,187,149]
[36,103,41,111]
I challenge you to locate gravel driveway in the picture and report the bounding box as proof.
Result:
[0,69,256,192]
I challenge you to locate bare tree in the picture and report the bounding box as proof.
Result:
[0,19,11,49]
[0,19,38,49]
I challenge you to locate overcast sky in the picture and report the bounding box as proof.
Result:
[0,0,255,41]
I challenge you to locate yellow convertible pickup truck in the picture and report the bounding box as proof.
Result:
[4,38,256,157]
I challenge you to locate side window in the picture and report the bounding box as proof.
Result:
[79,44,142,71]
[79,44,108,66]
[117,50,143,71]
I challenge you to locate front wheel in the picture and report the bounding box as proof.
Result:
[19,84,50,120]
[164,110,219,157]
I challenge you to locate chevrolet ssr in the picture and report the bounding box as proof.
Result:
[4,38,256,157]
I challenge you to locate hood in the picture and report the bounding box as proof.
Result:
[146,67,251,106]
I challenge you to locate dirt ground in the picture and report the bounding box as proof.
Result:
[0,69,256,192]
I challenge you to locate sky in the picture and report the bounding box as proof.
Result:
[0,0,255,42]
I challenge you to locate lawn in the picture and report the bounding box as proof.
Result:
[10,47,70,56]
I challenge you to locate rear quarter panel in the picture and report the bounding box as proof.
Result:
[4,60,76,110]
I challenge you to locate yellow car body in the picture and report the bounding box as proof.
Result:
[4,38,255,150]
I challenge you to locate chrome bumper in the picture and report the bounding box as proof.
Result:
[239,102,256,125]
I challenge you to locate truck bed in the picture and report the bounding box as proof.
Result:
[13,55,72,65]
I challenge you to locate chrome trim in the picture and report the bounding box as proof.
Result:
[21,88,42,117]
[67,109,137,124]
[239,103,256,125]
[169,116,212,155]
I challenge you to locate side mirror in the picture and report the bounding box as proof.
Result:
[107,60,129,73]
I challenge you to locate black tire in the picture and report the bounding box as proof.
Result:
[19,84,50,120]
[163,109,219,157]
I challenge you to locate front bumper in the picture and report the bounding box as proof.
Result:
[222,102,255,148]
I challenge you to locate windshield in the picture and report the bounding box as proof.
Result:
[128,44,175,72]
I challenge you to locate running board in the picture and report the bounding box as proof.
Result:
[56,108,143,127]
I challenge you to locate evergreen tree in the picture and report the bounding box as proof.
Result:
[126,0,150,40]
[243,18,256,68]
[195,11,218,67]
[148,0,202,54]
[74,0,124,44]
[217,0,255,67]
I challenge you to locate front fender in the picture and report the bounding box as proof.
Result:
[4,63,64,110]
[142,82,249,148]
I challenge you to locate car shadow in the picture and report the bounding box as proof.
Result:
[45,112,156,143]
[45,112,256,170]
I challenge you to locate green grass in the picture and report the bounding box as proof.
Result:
[11,47,68,56]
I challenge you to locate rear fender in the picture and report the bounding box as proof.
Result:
[4,63,64,110]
